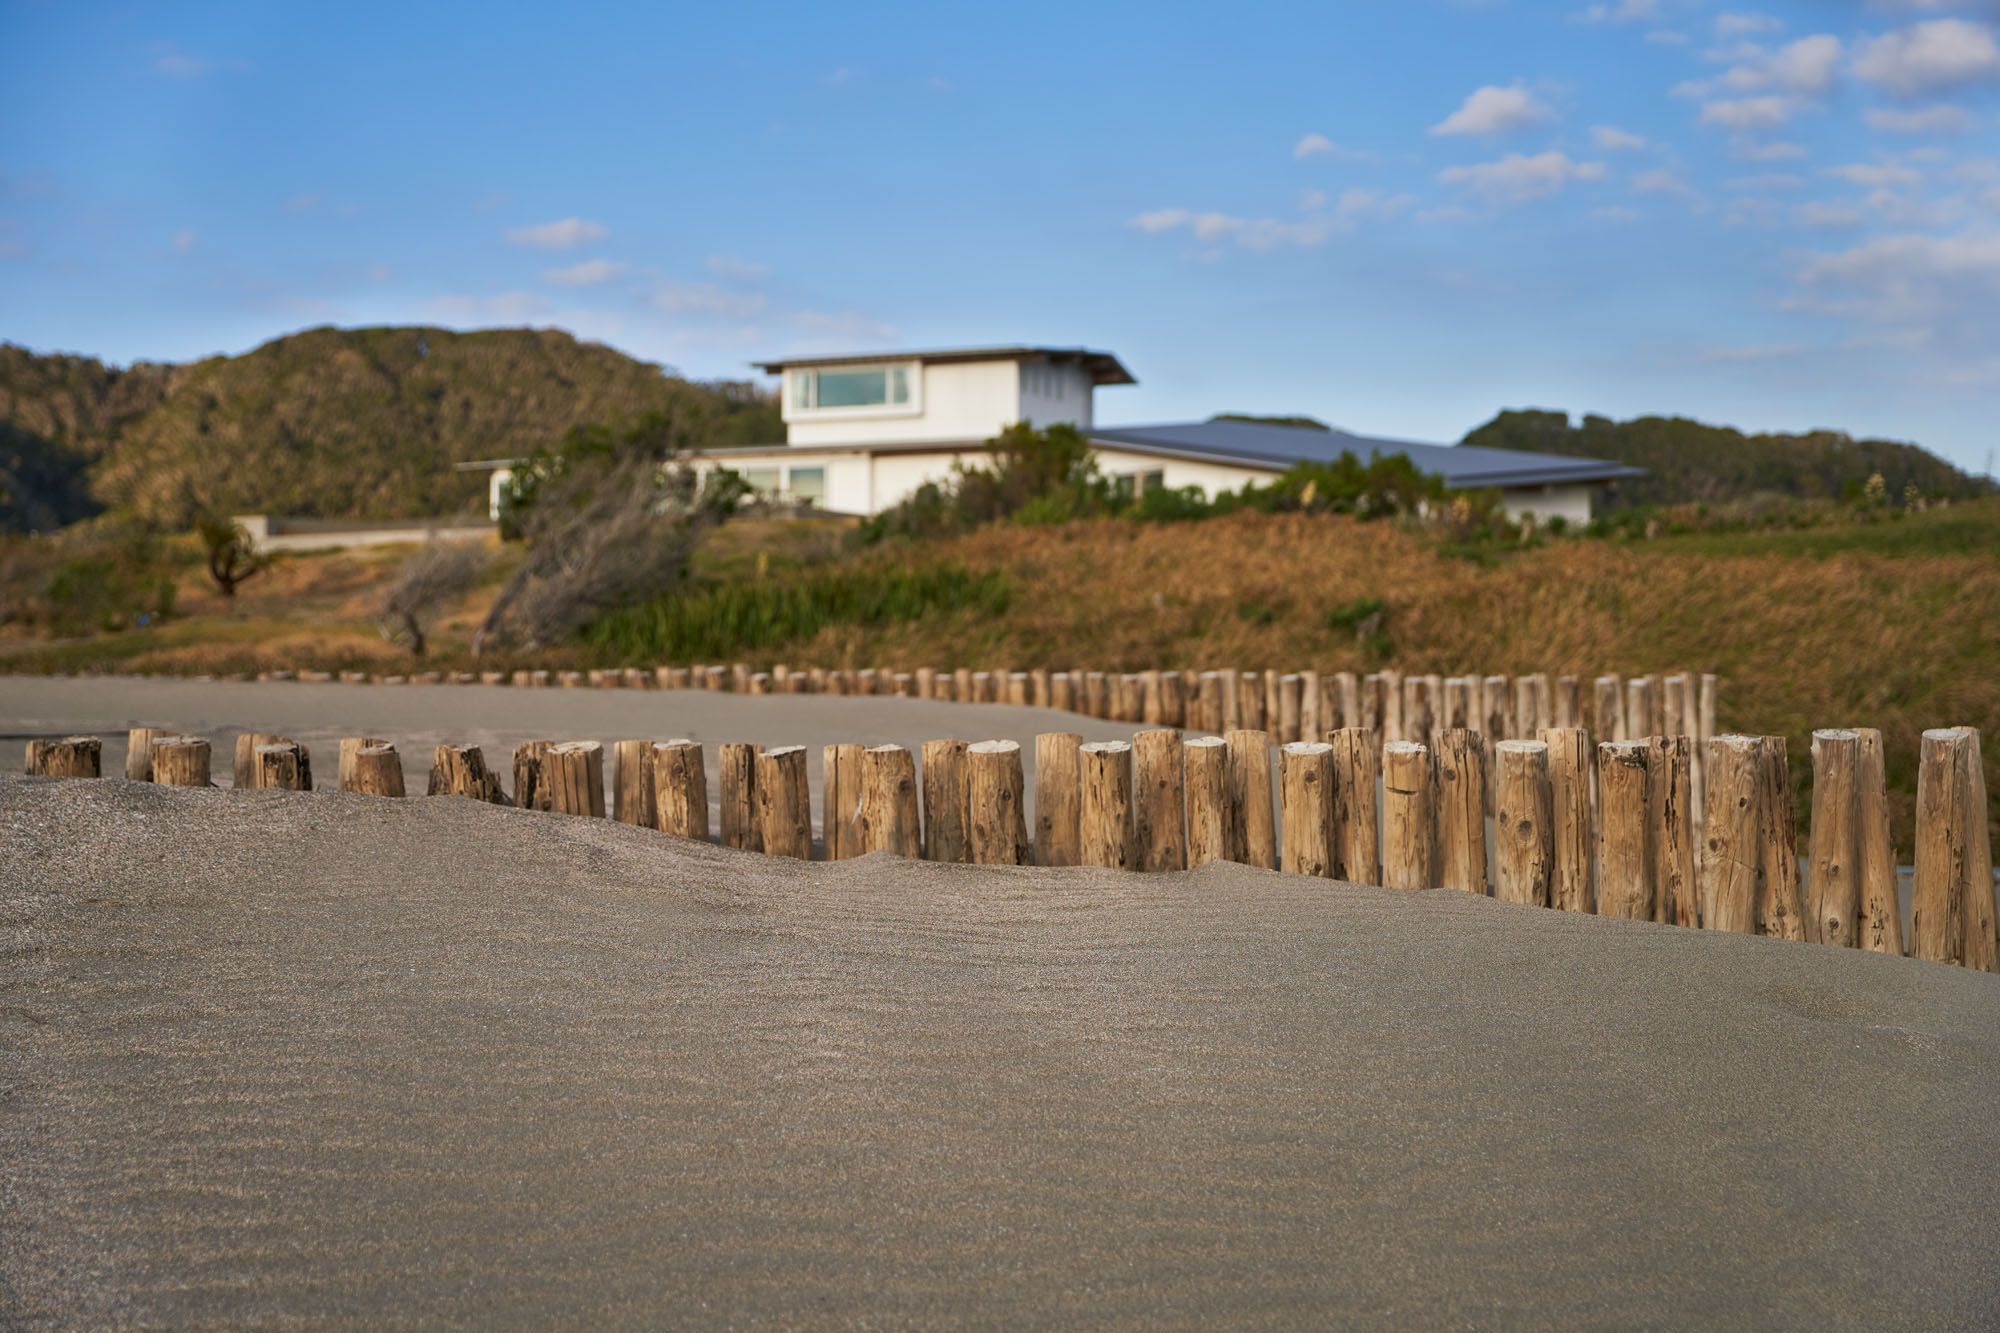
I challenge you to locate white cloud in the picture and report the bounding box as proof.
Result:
[1854,20,2000,97]
[1791,229,2000,364]
[1437,151,1607,204]
[1798,201,1867,227]
[424,291,554,322]
[1715,12,1782,38]
[1701,95,1792,129]
[1826,162,1925,186]
[1293,132,1374,161]
[1591,124,1649,150]
[1725,172,1805,189]
[1580,0,1662,22]
[790,309,898,344]
[1646,29,1691,45]
[650,281,766,318]
[1633,167,1701,200]
[1732,138,1809,160]
[1430,85,1554,136]
[1700,342,1801,362]
[706,254,771,279]
[1592,205,1643,221]
[172,229,197,254]
[542,259,627,287]
[1128,189,1408,251]
[1866,104,1976,133]
[505,217,609,250]
[1331,187,1416,222]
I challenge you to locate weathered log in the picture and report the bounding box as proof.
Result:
[857,744,921,858]
[1701,736,1761,934]
[1226,729,1277,871]
[612,740,657,826]
[1279,741,1336,878]
[1184,735,1237,867]
[1381,741,1434,891]
[1854,728,1902,956]
[349,744,405,797]
[1912,728,1969,965]
[25,735,101,779]
[255,742,307,792]
[1033,732,1082,867]
[150,736,211,787]
[1236,673,1266,734]
[428,744,509,804]
[233,732,287,788]
[1277,674,1303,745]
[1158,670,1186,729]
[1647,735,1695,927]
[1808,729,1861,947]
[125,727,170,781]
[545,741,605,817]
[922,738,972,863]
[1432,728,1487,894]
[1593,675,1624,742]
[1132,728,1187,872]
[1198,672,1225,735]
[1079,740,1134,870]
[1596,740,1655,921]
[1493,740,1552,907]
[1755,736,1805,941]
[718,742,760,850]
[1955,728,1997,973]
[514,740,555,811]
[1542,726,1595,914]
[339,736,392,792]
[754,745,812,859]
[652,740,708,842]
[967,740,1029,865]
[1328,727,1379,885]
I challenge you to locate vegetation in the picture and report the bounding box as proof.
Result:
[377,543,488,657]
[194,515,272,597]
[1463,408,1991,510]
[0,328,782,531]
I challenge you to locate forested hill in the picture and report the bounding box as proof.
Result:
[1461,409,1989,510]
[0,326,782,531]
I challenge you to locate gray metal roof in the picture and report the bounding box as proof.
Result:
[1088,420,1642,489]
[752,345,1136,386]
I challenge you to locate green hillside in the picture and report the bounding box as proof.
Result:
[0,327,781,530]
[1462,409,1990,509]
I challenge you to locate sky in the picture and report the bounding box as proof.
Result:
[2,1,1998,473]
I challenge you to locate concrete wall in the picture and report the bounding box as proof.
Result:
[234,515,496,553]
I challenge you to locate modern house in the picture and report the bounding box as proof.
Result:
[694,344,1639,523]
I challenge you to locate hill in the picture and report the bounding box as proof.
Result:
[0,327,781,530]
[1461,409,1989,510]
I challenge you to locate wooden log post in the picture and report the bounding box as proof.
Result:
[1700,736,1761,934]
[150,737,211,787]
[1034,731,1082,867]
[1493,740,1552,907]
[922,738,972,863]
[754,745,812,859]
[613,740,658,826]
[1954,728,1997,973]
[1277,674,1303,745]
[1756,736,1806,941]
[1854,728,1903,956]
[1334,673,1360,736]
[1593,675,1625,743]
[954,667,974,703]
[1226,729,1277,870]
[337,737,391,791]
[967,740,1029,865]
[513,740,554,811]
[1198,672,1225,735]
[1626,675,1658,740]
[1086,672,1111,720]
[125,727,170,781]
[893,672,914,698]
[255,742,307,792]
[1808,729,1861,947]
[1050,671,1074,713]
[1079,740,1134,869]
[1596,741,1655,921]
[1264,671,1283,740]
[1513,679,1538,745]
[233,732,286,788]
[857,744,921,858]
[1007,672,1031,707]
[428,744,509,804]
[1377,669,1402,744]
[24,735,101,778]
[1158,670,1186,729]
[1237,673,1267,734]
[1132,728,1187,872]
[915,666,936,700]
[1432,728,1487,894]
[1328,728,1379,885]
[1402,675,1433,747]
[1912,728,1970,965]
[1279,741,1336,878]
[1542,726,1595,914]
[1647,735,1695,927]
[350,744,405,797]
[652,741,709,842]
[718,742,760,850]
[1139,670,1162,725]
[1381,741,1434,891]
[545,741,605,817]
[1662,675,1688,744]
[1553,675,1581,730]
[1184,735,1238,867]
[1299,670,1321,741]
[1220,668,1241,734]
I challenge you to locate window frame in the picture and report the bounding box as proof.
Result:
[783,361,922,420]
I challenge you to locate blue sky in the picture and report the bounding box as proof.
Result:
[3,1,1998,472]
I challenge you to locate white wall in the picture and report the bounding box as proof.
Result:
[788,360,1029,446]
[1498,483,1594,525]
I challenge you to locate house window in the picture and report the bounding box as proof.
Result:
[787,363,916,414]
[741,466,780,494]
[786,466,826,504]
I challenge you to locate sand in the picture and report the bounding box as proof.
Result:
[4,770,1998,1326]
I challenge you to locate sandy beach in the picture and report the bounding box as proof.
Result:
[4,762,1998,1325]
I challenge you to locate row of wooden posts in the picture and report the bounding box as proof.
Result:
[24,718,1995,972]
[239,662,1718,752]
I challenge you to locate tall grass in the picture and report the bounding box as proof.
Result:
[582,559,1012,662]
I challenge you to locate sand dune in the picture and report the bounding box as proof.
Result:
[3,774,1997,1326]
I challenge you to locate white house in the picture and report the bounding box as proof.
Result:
[695,344,1638,524]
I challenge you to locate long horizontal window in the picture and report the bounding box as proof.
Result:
[787,363,914,414]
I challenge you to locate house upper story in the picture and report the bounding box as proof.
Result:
[751,346,1136,447]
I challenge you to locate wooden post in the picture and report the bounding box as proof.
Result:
[336,736,391,791]
[915,666,936,700]
[255,742,307,792]
[719,742,760,850]
[1033,732,1082,867]
[1596,741,1655,921]
[1494,740,1552,907]
[1808,729,1861,947]
[857,744,921,857]
[1381,741,1434,891]
[1279,741,1336,878]
[1912,728,1969,965]
[1378,670,1403,745]
[1237,673,1266,734]
[429,744,508,803]
[1198,672,1225,735]
[1627,675,1658,740]
[1087,672,1111,719]
[1226,729,1277,871]
[1220,668,1241,733]
[1278,674,1303,745]
[651,741,708,842]
[125,727,170,781]
[1648,735,1695,927]
[1553,675,1580,730]
[513,740,554,811]
[1264,671,1283,740]
[1432,728,1487,894]
[922,738,972,863]
[1079,740,1134,869]
[1402,675,1433,747]
[612,740,657,826]
[953,667,973,702]
[1662,675,1688,742]
[754,746,812,859]
[1335,673,1360,736]
[350,744,405,797]
[1132,728,1187,872]
[151,737,211,787]
[1542,727,1595,914]
[1954,728,1996,973]
[1756,736,1806,941]
[1854,728,1903,956]
[1328,728,1379,885]
[1594,675,1625,742]
[1701,736,1761,934]
[544,741,605,817]
[1299,670,1321,741]
[24,735,101,778]
[967,740,1029,865]
[233,732,286,788]
[1139,670,1162,725]
[1007,672,1030,707]
[1158,670,1186,729]
[1050,671,1074,713]
[1184,735,1237,867]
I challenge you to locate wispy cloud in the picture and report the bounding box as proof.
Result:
[650,281,766,318]
[706,254,771,279]
[1437,151,1606,204]
[505,217,609,250]
[542,259,627,287]
[1431,85,1554,136]
[172,229,197,254]
[1865,104,1976,133]
[1591,124,1650,151]
[1700,341,1801,362]
[1293,132,1374,161]
[1854,19,2000,98]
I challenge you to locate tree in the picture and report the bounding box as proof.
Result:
[194,514,272,597]
[377,541,487,656]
